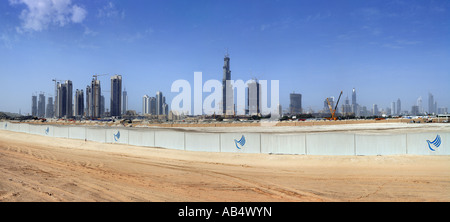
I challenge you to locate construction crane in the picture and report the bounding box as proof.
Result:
[93,74,108,80]
[326,91,343,121]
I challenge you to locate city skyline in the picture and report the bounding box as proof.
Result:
[1,0,449,115]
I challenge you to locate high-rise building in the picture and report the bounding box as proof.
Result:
[149,97,156,115]
[163,103,169,115]
[75,89,84,117]
[86,85,92,118]
[428,93,434,114]
[417,96,423,114]
[91,78,101,118]
[222,53,233,115]
[277,104,282,117]
[38,93,46,118]
[247,79,260,116]
[56,82,65,118]
[156,91,163,115]
[31,95,37,116]
[391,102,396,116]
[65,80,73,118]
[438,107,448,114]
[351,88,357,114]
[411,105,419,116]
[100,95,105,117]
[142,95,150,114]
[110,75,122,117]
[122,88,128,115]
[289,92,302,114]
[55,80,73,118]
[373,104,379,116]
[46,97,54,118]
[397,98,401,115]
[342,96,352,115]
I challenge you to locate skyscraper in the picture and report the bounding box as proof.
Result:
[397,98,401,115]
[122,88,128,115]
[56,82,65,118]
[55,80,73,118]
[150,97,156,115]
[75,89,84,117]
[373,104,379,116]
[86,85,92,117]
[31,95,37,116]
[100,95,105,117]
[46,97,54,118]
[351,88,357,114]
[222,53,233,115]
[142,95,150,114]
[391,101,396,116]
[110,75,122,117]
[156,91,163,115]
[247,79,260,115]
[65,80,73,118]
[289,92,302,114]
[342,96,351,115]
[428,93,434,114]
[38,93,45,118]
[417,96,422,114]
[91,78,101,118]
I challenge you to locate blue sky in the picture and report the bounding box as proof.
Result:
[0,0,449,115]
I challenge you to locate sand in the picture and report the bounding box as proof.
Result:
[0,129,449,202]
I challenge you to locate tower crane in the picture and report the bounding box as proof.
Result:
[326,91,343,121]
[93,74,108,80]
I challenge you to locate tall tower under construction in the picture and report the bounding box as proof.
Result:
[110,74,122,117]
[222,52,233,115]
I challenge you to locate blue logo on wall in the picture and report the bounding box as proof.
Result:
[234,135,246,149]
[114,131,120,141]
[426,135,441,151]
[45,127,49,135]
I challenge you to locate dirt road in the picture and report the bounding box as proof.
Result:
[0,130,449,202]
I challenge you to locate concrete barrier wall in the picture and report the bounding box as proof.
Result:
[185,132,220,152]
[261,133,306,155]
[1,121,449,155]
[220,133,261,153]
[19,123,30,134]
[106,128,129,144]
[86,127,106,143]
[407,132,450,155]
[355,134,407,155]
[29,124,53,136]
[154,130,185,150]
[306,133,355,155]
[53,126,69,138]
[128,129,155,147]
[68,126,87,140]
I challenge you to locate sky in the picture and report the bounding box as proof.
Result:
[0,0,449,115]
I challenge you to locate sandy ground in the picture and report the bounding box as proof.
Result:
[0,129,449,202]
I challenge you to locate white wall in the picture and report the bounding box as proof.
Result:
[261,133,306,154]
[1,121,449,156]
[355,134,407,155]
[185,132,220,152]
[128,129,155,147]
[306,133,355,155]
[154,130,185,150]
[220,133,261,153]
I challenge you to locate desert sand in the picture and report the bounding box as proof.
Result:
[0,129,449,202]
